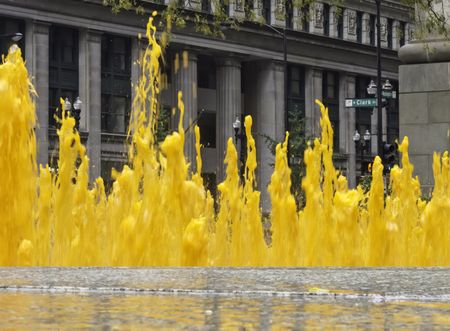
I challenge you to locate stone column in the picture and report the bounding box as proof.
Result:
[229,0,245,19]
[371,107,378,155]
[309,2,324,35]
[292,6,302,31]
[271,0,286,27]
[25,21,50,168]
[329,6,338,38]
[345,75,357,188]
[344,9,357,42]
[392,20,401,50]
[245,61,285,212]
[80,30,102,181]
[380,17,388,48]
[174,51,198,170]
[338,73,347,154]
[305,67,323,138]
[405,23,415,44]
[183,0,201,11]
[362,13,371,44]
[251,0,264,22]
[216,58,241,182]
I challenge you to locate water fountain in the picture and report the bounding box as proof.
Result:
[1,12,450,268]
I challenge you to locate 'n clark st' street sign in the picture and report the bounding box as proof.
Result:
[345,91,396,108]
[345,98,378,108]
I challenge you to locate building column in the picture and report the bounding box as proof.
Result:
[371,108,378,155]
[392,20,401,50]
[345,75,357,188]
[25,21,50,168]
[229,0,245,19]
[309,2,324,34]
[271,0,286,27]
[79,30,102,181]
[174,51,198,170]
[245,61,285,212]
[380,17,388,48]
[216,58,241,182]
[329,6,338,38]
[343,9,357,42]
[362,13,371,44]
[305,67,323,138]
[338,73,347,154]
[382,106,387,143]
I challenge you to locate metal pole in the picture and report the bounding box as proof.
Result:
[376,0,383,156]
[283,28,290,166]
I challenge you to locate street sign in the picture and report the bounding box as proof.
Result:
[345,98,377,108]
[382,91,391,98]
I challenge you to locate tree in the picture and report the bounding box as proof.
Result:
[263,110,309,208]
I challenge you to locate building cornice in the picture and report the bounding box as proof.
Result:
[0,1,399,78]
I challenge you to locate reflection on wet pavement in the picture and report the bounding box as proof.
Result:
[1,268,450,329]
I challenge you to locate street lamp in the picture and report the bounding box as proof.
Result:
[232,116,242,144]
[73,97,83,130]
[382,79,393,92]
[63,98,72,112]
[353,129,371,176]
[367,80,377,96]
[0,32,23,42]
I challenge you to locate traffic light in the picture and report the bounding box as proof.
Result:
[382,142,397,174]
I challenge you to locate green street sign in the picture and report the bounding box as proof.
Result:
[382,91,391,98]
[345,98,377,108]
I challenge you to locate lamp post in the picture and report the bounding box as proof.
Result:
[64,98,72,112]
[0,32,23,42]
[233,115,242,145]
[367,78,392,154]
[73,97,83,131]
[63,97,83,130]
[353,129,371,176]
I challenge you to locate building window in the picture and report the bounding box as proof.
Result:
[202,173,217,202]
[101,34,131,134]
[288,65,305,139]
[201,0,211,13]
[262,0,271,23]
[197,111,216,148]
[387,19,393,48]
[322,71,339,149]
[356,11,363,43]
[302,4,310,32]
[287,0,294,29]
[355,76,372,154]
[101,159,126,193]
[369,14,376,46]
[198,55,216,89]
[0,16,25,57]
[323,4,330,36]
[49,26,79,128]
[217,0,229,15]
[399,21,406,46]
[337,8,344,39]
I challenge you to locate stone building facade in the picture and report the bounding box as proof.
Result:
[0,0,413,209]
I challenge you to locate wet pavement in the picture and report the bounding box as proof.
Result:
[1,268,450,329]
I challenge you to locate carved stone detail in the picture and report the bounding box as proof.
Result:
[347,10,356,36]
[314,3,324,29]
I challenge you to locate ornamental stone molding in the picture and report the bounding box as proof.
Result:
[314,3,324,29]
[347,10,356,36]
